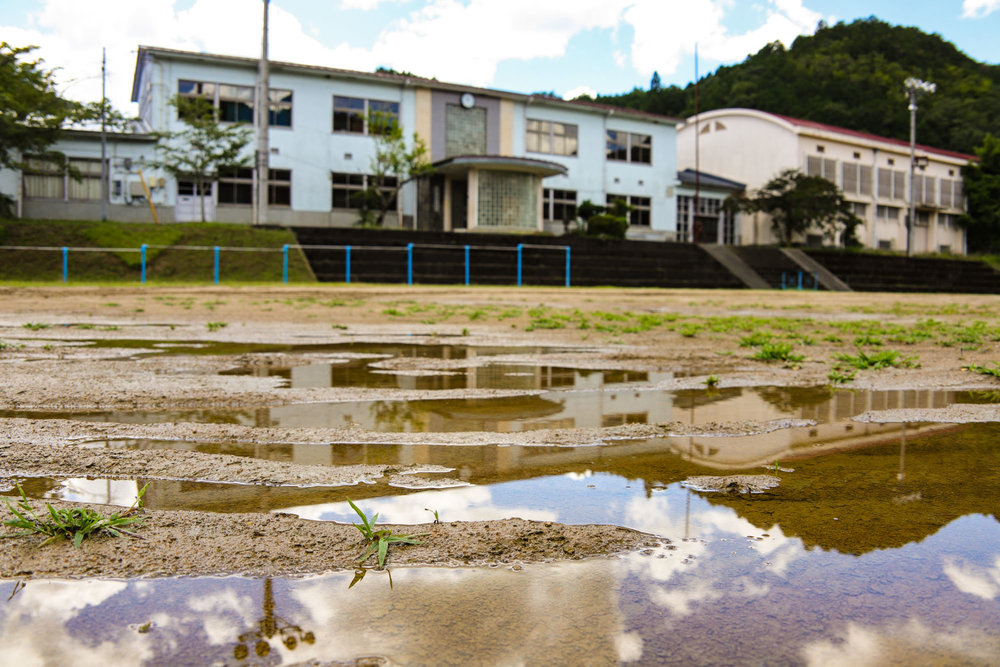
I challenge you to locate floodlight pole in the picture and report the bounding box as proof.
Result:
[905,77,935,256]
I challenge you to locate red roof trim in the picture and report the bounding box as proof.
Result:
[771,113,975,162]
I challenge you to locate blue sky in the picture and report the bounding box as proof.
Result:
[1,0,997,115]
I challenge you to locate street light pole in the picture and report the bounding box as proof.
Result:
[904,77,935,256]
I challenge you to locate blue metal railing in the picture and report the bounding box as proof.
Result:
[0,241,574,287]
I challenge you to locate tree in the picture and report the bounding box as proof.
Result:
[358,112,433,227]
[152,96,252,222]
[650,71,661,91]
[575,198,628,240]
[0,42,102,214]
[959,133,1000,254]
[728,169,860,246]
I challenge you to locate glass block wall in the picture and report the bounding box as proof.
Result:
[445,105,487,157]
[478,170,538,229]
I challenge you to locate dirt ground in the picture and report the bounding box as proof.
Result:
[0,285,998,578]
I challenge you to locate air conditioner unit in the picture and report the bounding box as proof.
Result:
[129,181,146,198]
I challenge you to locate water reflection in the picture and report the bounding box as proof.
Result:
[8,387,987,434]
[2,514,996,665]
[14,423,1000,557]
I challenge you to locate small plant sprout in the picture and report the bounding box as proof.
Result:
[425,508,440,524]
[751,343,805,365]
[963,362,1000,379]
[347,499,428,569]
[703,374,720,388]
[2,483,148,548]
[206,321,228,331]
[22,322,50,331]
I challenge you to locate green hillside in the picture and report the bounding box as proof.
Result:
[594,17,1000,155]
[0,219,315,283]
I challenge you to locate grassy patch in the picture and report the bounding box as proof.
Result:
[751,343,804,364]
[964,362,1000,379]
[833,349,919,370]
[2,483,147,547]
[0,219,314,283]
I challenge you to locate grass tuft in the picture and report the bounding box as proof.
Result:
[348,499,428,569]
[2,483,147,547]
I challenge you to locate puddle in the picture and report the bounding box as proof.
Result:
[11,423,999,555]
[224,360,651,391]
[7,386,993,433]
[2,511,997,664]
[72,340,577,362]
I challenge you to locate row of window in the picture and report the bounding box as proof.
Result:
[23,157,103,200]
[178,80,292,126]
[806,155,963,207]
[539,189,651,226]
[176,79,653,165]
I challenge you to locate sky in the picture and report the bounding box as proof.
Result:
[1,0,998,116]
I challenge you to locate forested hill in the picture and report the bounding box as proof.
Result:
[591,18,1000,155]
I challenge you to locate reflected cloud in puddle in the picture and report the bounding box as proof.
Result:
[1,512,997,665]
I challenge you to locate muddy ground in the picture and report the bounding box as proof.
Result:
[0,285,997,578]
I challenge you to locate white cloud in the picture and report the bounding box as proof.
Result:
[563,85,597,100]
[943,555,1000,600]
[624,0,821,78]
[1,0,825,114]
[962,0,1000,18]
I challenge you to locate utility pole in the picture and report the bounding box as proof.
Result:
[255,0,270,226]
[905,77,935,256]
[693,43,700,245]
[100,47,108,221]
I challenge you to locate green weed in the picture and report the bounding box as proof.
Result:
[739,331,773,347]
[206,322,227,331]
[22,323,50,331]
[827,366,857,385]
[703,374,720,387]
[348,499,428,569]
[964,362,1000,379]
[751,343,804,364]
[2,483,147,547]
[833,349,919,370]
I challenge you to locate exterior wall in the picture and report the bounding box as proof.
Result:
[6,48,680,238]
[14,133,166,222]
[677,109,968,253]
[524,101,678,239]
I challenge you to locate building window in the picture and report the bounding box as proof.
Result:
[912,174,937,206]
[268,89,293,127]
[877,168,906,200]
[841,162,872,196]
[677,195,733,243]
[850,202,868,217]
[915,210,931,226]
[806,155,837,181]
[333,96,399,134]
[218,168,253,205]
[606,131,651,164]
[177,80,289,126]
[268,169,291,206]
[607,194,651,226]
[23,156,103,200]
[218,84,254,123]
[543,188,577,223]
[218,168,290,205]
[526,120,578,156]
[940,213,959,228]
[876,204,900,221]
[331,172,397,210]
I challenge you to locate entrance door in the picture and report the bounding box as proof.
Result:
[175,181,214,222]
[450,179,468,229]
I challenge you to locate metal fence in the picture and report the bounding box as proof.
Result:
[0,242,572,286]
